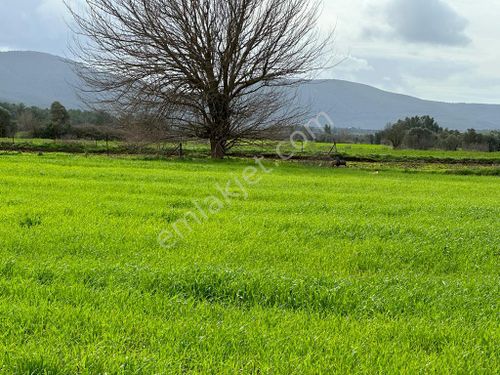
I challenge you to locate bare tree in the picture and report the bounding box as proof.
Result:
[17,111,41,135]
[68,0,332,158]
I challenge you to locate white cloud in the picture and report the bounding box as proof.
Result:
[318,0,500,103]
[335,56,373,73]
[365,0,471,46]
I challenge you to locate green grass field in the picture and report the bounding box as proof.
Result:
[236,141,500,161]
[0,152,499,373]
[2,137,500,163]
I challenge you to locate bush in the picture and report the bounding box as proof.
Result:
[405,127,436,150]
[438,134,460,151]
[376,116,441,149]
[0,106,13,138]
[376,116,500,153]
[71,124,124,141]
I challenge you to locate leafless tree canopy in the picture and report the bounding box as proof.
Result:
[68,0,332,158]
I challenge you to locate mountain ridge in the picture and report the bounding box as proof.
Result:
[1,51,499,130]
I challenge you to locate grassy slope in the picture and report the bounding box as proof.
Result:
[0,153,498,373]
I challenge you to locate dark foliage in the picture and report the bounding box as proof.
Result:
[375,116,500,152]
[0,106,13,138]
[0,101,119,141]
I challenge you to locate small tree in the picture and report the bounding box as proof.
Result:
[405,127,435,150]
[463,129,481,146]
[0,106,16,140]
[485,131,500,152]
[384,122,407,148]
[419,115,442,133]
[17,111,42,137]
[380,116,442,149]
[46,102,71,139]
[439,134,460,151]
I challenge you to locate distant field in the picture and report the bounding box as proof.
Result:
[2,137,500,162]
[235,142,500,162]
[309,142,500,160]
[0,153,498,373]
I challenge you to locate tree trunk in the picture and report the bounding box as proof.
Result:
[208,96,230,159]
[210,138,226,159]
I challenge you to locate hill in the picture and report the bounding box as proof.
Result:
[1,51,499,130]
[0,51,82,109]
[297,80,500,131]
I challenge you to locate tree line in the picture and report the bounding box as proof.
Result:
[375,116,500,152]
[0,101,120,141]
[1,103,499,153]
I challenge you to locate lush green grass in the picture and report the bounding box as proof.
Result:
[0,153,498,373]
[317,143,500,160]
[235,141,500,161]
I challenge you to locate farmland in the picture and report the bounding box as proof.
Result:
[2,138,500,163]
[0,152,499,373]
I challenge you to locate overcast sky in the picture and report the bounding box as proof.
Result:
[1,0,499,104]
